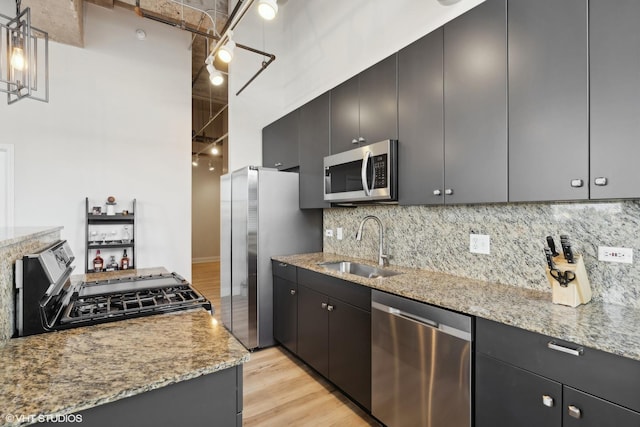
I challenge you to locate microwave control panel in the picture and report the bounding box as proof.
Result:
[372,154,387,188]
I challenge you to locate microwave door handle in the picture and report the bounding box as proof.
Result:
[361,151,372,196]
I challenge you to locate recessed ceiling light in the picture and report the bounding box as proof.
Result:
[136,29,147,40]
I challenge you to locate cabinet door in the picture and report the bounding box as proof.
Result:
[298,92,331,209]
[563,386,640,427]
[443,0,508,204]
[330,76,360,154]
[508,0,588,202]
[590,0,640,199]
[297,284,329,377]
[398,29,444,205]
[273,276,298,354]
[262,109,299,170]
[328,299,371,411]
[359,54,398,145]
[475,353,562,427]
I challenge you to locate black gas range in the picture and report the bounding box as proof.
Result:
[14,240,212,337]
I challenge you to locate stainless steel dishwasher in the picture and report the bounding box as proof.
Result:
[371,290,472,427]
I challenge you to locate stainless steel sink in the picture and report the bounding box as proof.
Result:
[318,261,402,279]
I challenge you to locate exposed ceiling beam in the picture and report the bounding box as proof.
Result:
[23,0,84,47]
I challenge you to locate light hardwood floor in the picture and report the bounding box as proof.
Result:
[191,262,380,427]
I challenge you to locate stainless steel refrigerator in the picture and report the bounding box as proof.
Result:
[220,166,322,349]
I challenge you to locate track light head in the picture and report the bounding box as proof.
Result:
[218,39,235,63]
[258,0,278,20]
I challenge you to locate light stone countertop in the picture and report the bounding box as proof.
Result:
[0,227,63,249]
[0,268,249,427]
[273,252,640,362]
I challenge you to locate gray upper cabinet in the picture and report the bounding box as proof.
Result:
[443,0,508,204]
[330,76,360,154]
[590,0,640,200]
[508,0,588,202]
[298,92,331,209]
[398,29,444,205]
[262,109,299,171]
[358,55,398,146]
[331,55,398,154]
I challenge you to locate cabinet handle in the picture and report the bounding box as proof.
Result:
[274,162,283,167]
[594,177,608,186]
[542,395,554,407]
[278,263,288,267]
[568,405,582,419]
[547,341,584,356]
[445,189,453,195]
[433,189,442,196]
[358,137,366,143]
[327,304,335,312]
[351,138,359,144]
[289,289,296,295]
[570,179,584,188]
[321,302,328,310]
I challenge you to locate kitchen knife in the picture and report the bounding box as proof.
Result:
[544,247,556,270]
[546,236,560,257]
[560,235,575,264]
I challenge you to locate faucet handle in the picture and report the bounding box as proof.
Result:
[379,254,390,267]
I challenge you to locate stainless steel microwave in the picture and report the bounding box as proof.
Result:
[324,139,398,203]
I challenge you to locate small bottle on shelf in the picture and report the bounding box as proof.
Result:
[106,255,119,271]
[93,250,104,272]
[121,249,130,270]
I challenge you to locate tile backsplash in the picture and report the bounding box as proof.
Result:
[323,201,640,309]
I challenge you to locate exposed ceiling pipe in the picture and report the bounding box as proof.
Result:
[194,132,229,156]
[193,104,228,140]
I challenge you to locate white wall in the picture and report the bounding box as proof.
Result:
[227,0,485,171]
[0,2,193,278]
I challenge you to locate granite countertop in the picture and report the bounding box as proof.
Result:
[273,252,640,362]
[0,227,63,249]
[0,269,249,427]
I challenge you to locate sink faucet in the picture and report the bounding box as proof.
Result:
[355,215,389,267]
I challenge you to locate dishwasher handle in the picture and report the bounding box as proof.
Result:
[372,301,471,342]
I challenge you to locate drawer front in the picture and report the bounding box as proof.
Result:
[297,268,371,311]
[563,386,640,427]
[476,317,640,413]
[271,260,297,282]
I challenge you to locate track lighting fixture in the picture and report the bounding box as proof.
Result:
[211,145,219,155]
[208,161,215,171]
[1,0,49,104]
[205,55,225,86]
[217,31,236,64]
[192,155,199,167]
[258,0,278,20]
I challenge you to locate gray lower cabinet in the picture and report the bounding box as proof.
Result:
[37,366,243,427]
[295,268,372,411]
[262,109,299,171]
[476,318,640,427]
[397,28,444,205]
[508,0,588,202]
[272,261,298,354]
[298,91,331,209]
[589,0,640,199]
[331,55,397,154]
[442,0,508,204]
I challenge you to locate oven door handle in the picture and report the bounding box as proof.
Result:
[361,150,372,197]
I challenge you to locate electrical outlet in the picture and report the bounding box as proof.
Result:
[470,234,490,255]
[325,229,333,238]
[336,227,343,240]
[598,246,633,264]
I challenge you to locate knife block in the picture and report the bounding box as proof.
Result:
[545,254,592,307]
